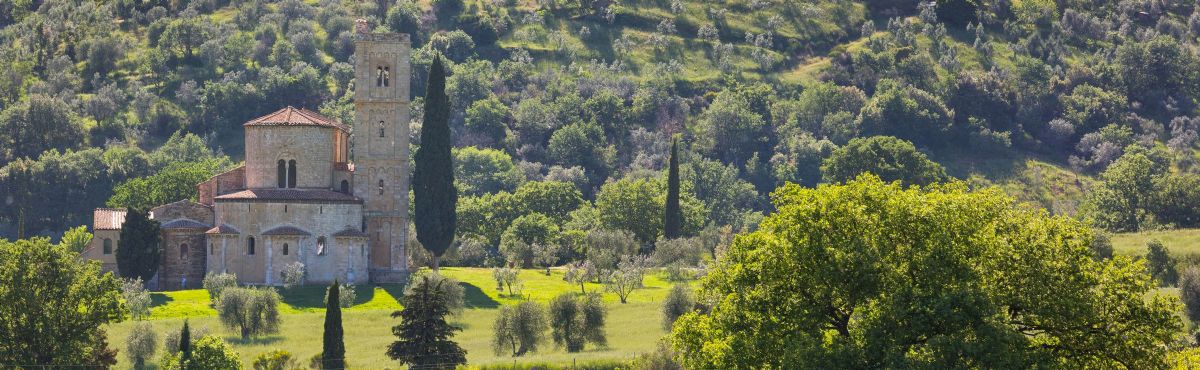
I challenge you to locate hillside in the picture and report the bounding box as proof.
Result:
[3,0,1200,238]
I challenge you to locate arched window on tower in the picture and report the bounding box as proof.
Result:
[247,237,256,255]
[103,238,112,254]
[378,179,385,195]
[277,160,287,188]
[376,66,384,87]
[317,237,327,256]
[340,180,350,194]
[283,243,289,255]
[288,160,297,188]
[180,244,188,259]
[383,66,390,87]
[378,120,386,138]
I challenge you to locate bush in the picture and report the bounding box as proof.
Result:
[126,321,158,369]
[252,349,299,370]
[492,301,548,357]
[661,284,695,330]
[162,325,210,357]
[406,272,466,315]
[1182,266,1200,324]
[1147,240,1178,286]
[492,266,522,296]
[217,287,281,339]
[280,262,305,289]
[629,340,684,370]
[203,272,238,304]
[324,283,356,309]
[160,336,240,370]
[122,277,153,320]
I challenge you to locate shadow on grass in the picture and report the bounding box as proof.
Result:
[278,285,328,309]
[379,283,408,306]
[225,335,284,346]
[353,284,375,305]
[462,282,500,309]
[150,293,175,308]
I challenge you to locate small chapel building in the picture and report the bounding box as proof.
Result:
[81,21,412,289]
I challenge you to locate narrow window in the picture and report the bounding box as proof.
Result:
[210,243,215,255]
[103,238,112,254]
[288,160,297,188]
[283,243,289,255]
[180,244,188,259]
[317,237,327,256]
[248,237,256,255]
[340,180,350,194]
[277,160,287,188]
[376,66,383,86]
[378,120,386,137]
[383,66,390,87]
[378,179,385,195]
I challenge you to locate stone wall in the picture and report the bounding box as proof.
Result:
[198,166,245,206]
[159,228,208,290]
[244,125,338,190]
[151,201,214,225]
[83,229,121,274]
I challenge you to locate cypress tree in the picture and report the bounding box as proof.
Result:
[413,56,457,270]
[322,281,345,370]
[116,208,161,281]
[663,137,683,240]
[179,320,191,362]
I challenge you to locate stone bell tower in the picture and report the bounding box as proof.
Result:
[352,19,411,283]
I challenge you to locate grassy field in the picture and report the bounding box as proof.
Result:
[106,267,685,369]
[1112,229,1200,257]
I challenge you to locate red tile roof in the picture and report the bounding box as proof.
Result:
[213,188,361,203]
[93,208,127,230]
[206,224,241,235]
[262,225,312,236]
[333,228,368,238]
[244,106,349,133]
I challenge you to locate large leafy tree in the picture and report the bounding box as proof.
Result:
[595,177,705,243]
[322,282,345,370]
[0,238,124,366]
[673,176,1181,369]
[414,56,458,270]
[821,136,948,186]
[0,94,83,164]
[1086,147,1170,232]
[387,275,467,370]
[117,208,162,281]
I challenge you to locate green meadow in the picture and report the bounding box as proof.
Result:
[106,267,685,369]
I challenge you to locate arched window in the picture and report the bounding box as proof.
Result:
[378,120,386,137]
[180,244,188,259]
[283,243,289,255]
[317,237,327,256]
[376,66,384,87]
[247,237,256,255]
[340,180,350,194]
[383,66,390,87]
[277,160,287,188]
[210,243,215,255]
[378,179,385,195]
[103,238,112,254]
[287,160,297,188]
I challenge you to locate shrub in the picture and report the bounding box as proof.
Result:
[162,325,210,357]
[661,284,695,330]
[160,336,240,370]
[1147,239,1178,286]
[203,272,238,303]
[324,283,357,309]
[406,273,466,315]
[217,287,281,339]
[126,321,158,369]
[492,301,548,357]
[252,349,299,370]
[122,277,153,320]
[492,266,522,296]
[1181,266,1200,323]
[280,262,306,289]
[629,340,684,370]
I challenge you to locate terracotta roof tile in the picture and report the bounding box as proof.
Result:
[213,189,361,203]
[333,228,368,238]
[262,225,312,236]
[93,208,127,230]
[206,224,241,235]
[244,106,349,132]
[160,219,211,229]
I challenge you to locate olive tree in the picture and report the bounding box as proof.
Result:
[492,301,547,357]
[217,287,281,339]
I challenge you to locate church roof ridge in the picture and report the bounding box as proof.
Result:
[244,106,350,132]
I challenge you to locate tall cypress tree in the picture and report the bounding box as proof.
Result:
[179,320,191,362]
[322,281,345,370]
[413,56,457,270]
[663,137,683,240]
[117,208,161,281]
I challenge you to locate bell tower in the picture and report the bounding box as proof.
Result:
[351,19,411,283]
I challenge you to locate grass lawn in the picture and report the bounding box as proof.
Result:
[1112,228,1200,257]
[106,267,685,369]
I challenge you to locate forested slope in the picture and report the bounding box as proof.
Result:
[2,0,1199,239]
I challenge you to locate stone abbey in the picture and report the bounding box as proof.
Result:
[81,22,412,289]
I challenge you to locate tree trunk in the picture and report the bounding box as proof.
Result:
[432,255,440,271]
